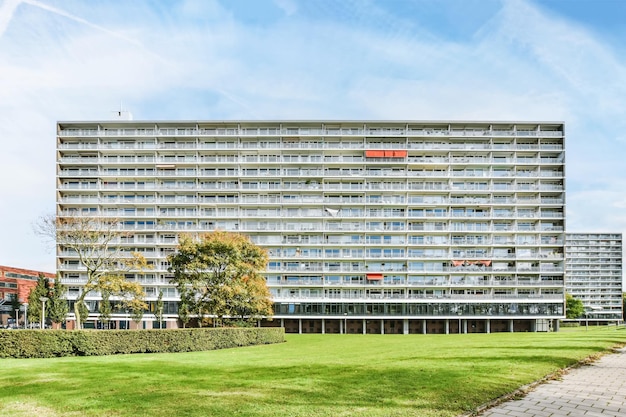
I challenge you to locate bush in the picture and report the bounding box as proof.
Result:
[0,327,285,358]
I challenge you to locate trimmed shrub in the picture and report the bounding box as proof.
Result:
[0,327,285,358]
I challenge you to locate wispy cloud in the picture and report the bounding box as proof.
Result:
[1,0,626,271]
[0,0,21,38]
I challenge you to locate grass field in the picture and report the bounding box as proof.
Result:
[0,326,624,417]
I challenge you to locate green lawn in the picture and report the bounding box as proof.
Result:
[0,326,624,417]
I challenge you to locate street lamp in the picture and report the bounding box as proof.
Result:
[39,296,49,330]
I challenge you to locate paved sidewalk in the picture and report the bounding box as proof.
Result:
[476,348,626,417]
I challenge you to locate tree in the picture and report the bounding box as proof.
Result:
[48,279,70,327]
[9,293,21,321]
[168,231,272,327]
[27,273,51,327]
[155,289,164,329]
[130,305,144,329]
[177,286,193,328]
[99,290,112,329]
[566,293,585,319]
[34,214,148,329]
[77,301,89,327]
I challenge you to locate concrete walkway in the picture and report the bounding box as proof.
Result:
[475,348,626,417]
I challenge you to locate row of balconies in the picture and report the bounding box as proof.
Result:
[57,209,565,221]
[58,149,564,162]
[58,168,565,178]
[57,196,564,205]
[91,223,564,233]
[58,251,564,261]
[58,263,563,274]
[58,138,564,148]
[58,126,564,138]
[59,180,563,194]
[263,266,564,273]
[272,293,563,301]
[58,183,565,192]
[57,234,563,245]
[269,277,564,286]
[58,142,564,154]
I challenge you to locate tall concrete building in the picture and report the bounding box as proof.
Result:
[57,120,566,333]
[565,233,623,323]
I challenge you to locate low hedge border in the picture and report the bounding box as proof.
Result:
[0,327,285,358]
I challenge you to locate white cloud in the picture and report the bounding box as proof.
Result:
[1,0,626,273]
[274,0,297,16]
[0,0,21,38]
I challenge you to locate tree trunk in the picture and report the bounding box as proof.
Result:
[73,302,82,330]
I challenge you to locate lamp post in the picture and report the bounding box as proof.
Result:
[39,296,49,330]
[343,312,348,334]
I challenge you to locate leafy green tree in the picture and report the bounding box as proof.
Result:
[77,301,89,327]
[566,293,585,319]
[9,293,22,321]
[27,273,51,327]
[48,279,69,327]
[177,287,193,328]
[99,290,112,329]
[168,231,272,327]
[34,214,149,329]
[155,289,164,329]
[130,306,144,329]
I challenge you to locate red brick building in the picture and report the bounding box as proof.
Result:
[0,265,55,326]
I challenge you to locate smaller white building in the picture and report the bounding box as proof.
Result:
[565,233,623,323]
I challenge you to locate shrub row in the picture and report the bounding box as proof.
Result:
[0,327,285,358]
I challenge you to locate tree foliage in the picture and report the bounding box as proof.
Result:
[565,293,585,319]
[9,294,22,320]
[27,273,51,326]
[99,291,112,328]
[155,289,164,329]
[48,279,70,326]
[34,214,148,329]
[168,232,272,326]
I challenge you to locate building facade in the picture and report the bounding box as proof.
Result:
[565,233,623,323]
[0,265,55,326]
[57,120,566,333]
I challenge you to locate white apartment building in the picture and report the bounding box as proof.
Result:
[565,233,623,323]
[57,120,566,333]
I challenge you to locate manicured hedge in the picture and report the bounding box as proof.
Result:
[0,327,285,358]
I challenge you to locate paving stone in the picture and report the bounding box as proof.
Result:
[475,348,626,417]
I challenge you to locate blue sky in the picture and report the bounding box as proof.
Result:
[0,0,625,274]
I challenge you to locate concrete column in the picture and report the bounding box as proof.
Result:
[321,318,325,334]
[403,318,409,334]
[509,319,514,332]
[298,319,302,334]
[340,319,344,334]
[422,319,427,334]
[486,319,490,334]
[445,319,449,334]
[381,319,384,334]
[362,319,366,335]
